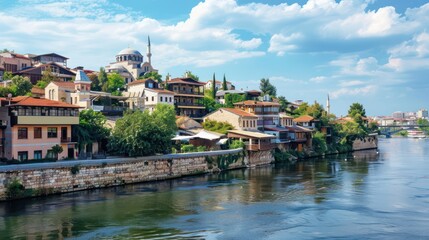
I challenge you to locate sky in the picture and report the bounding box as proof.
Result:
[1,0,428,116]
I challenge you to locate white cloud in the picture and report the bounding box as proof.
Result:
[309,76,327,83]
[331,85,377,99]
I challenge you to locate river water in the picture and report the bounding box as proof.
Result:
[0,138,428,239]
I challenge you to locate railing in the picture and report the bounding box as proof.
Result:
[61,137,72,143]
[173,90,204,96]
[176,102,204,107]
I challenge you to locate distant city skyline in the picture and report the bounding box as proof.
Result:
[1,0,428,116]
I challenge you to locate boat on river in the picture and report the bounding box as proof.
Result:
[407,130,426,139]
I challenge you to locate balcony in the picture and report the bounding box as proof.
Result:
[173,90,204,96]
[176,102,205,107]
[61,137,72,143]
[0,120,7,129]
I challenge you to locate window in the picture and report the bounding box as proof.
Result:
[18,151,28,161]
[148,82,153,88]
[152,96,154,101]
[46,150,54,159]
[47,127,57,138]
[33,107,41,116]
[160,96,163,102]
[18,107,25,116]
[34,127,42,139]
[50,109,57,116]
[145,97,148,101]
[58,108,64,116]
[18,127,28,139]
[34,150,42,160]
[169,97,172,102]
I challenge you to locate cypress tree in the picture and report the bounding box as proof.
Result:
[222,74,227,90]
[211,73,216,99]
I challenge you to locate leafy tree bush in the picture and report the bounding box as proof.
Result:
[202,120,234,134]
[229,140,245,149]
[260,78,276,97]
[312,131,327,155]
[224,93,245,108]
[108,104,177,157]
[51,144,63,160]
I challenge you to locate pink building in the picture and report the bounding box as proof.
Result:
[0,96,80,161]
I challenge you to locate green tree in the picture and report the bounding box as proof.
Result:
[3,71,13,80]
[312,131,327,155]
[73,109,111,155]
[306,101,324,119]
[36,66,58,89]
[141,71,162,83]
[222,74,227,90]
[108,104,177,157]
[224,93,246,108]
[203,96,222,113]
[211,73,216,99]
[51,144,63,160]
[202,119,234,134]
[0,49,13,53]
[107,73,125,95]
[417,118,429,134]
[0,87,13,97]
[260,78,276,97]
[10,75,32,96]
[98,67,108,91]
[88,73,101,91]
[184,71,199,81]
[292,102,309,117]
[348,103,366,118]
[277,96,291,113]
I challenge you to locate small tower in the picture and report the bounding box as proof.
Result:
[146,35,152,65]
[74,70,91,92]
[326,94,330,115]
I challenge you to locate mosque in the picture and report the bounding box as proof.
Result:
[105,36,157,84]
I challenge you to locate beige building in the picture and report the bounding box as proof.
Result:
[205,80,233,91]
[279,112,294,127]
[0,52,32,73]
[203,108,258,131]
[45,70,92,108]
[105,36,157,84]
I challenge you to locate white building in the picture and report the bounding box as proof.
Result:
[105,36,157,84]
[124,78,174,112]
[205,80,233,91]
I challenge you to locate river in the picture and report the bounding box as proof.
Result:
[0,138,428,239]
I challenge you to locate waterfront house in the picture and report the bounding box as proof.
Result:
[293,115,319,130]
[233,100,281,130]
[0,96,80,160]
[279,112,294,127]
[124,78,174,112]
[203,108,258,131]
[166,77,206,120]
[227,130,276,151]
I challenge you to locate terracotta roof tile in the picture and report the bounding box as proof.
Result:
[293,115,315,122]
[221,108,258,118]
[1,96,80,108]
[145,88,175,94]
[51,81,75,89]
[31,87,45,95]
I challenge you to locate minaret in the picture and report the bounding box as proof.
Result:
[146,35,152,65]
[326,94,331,115]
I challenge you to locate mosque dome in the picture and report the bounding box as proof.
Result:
[117,48,142,56]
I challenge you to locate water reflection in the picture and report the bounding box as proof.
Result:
[0,139,428,239]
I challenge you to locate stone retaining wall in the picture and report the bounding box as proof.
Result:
[353,135,378,151]
[0,149,274,201]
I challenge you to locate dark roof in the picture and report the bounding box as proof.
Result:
[32,53,69,60]
[234,100,281,106]
[167,77,206,86]
[127,78,156,86]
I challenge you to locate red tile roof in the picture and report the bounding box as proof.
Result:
[234,100,281,106]
[145,88,175,94]
[293,115,315,122]
[12,53,30,60]
[127,78,157,86]
[167,78,206,86]
[51,81,76,89]
[1,96,80,108]
[221,108,258,118]
[31,87,45,95]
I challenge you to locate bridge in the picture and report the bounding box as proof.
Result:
[378,125,425,137]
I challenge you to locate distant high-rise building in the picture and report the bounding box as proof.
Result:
[326,94,330,115]
[392,111,405,119]
[417,109,428,119]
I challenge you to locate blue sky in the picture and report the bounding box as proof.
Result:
[1,0,428,116]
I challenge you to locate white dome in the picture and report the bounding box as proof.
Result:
[109,63,126,70]
[117,48,142,56]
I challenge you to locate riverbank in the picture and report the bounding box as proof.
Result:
[0,148,274,201]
